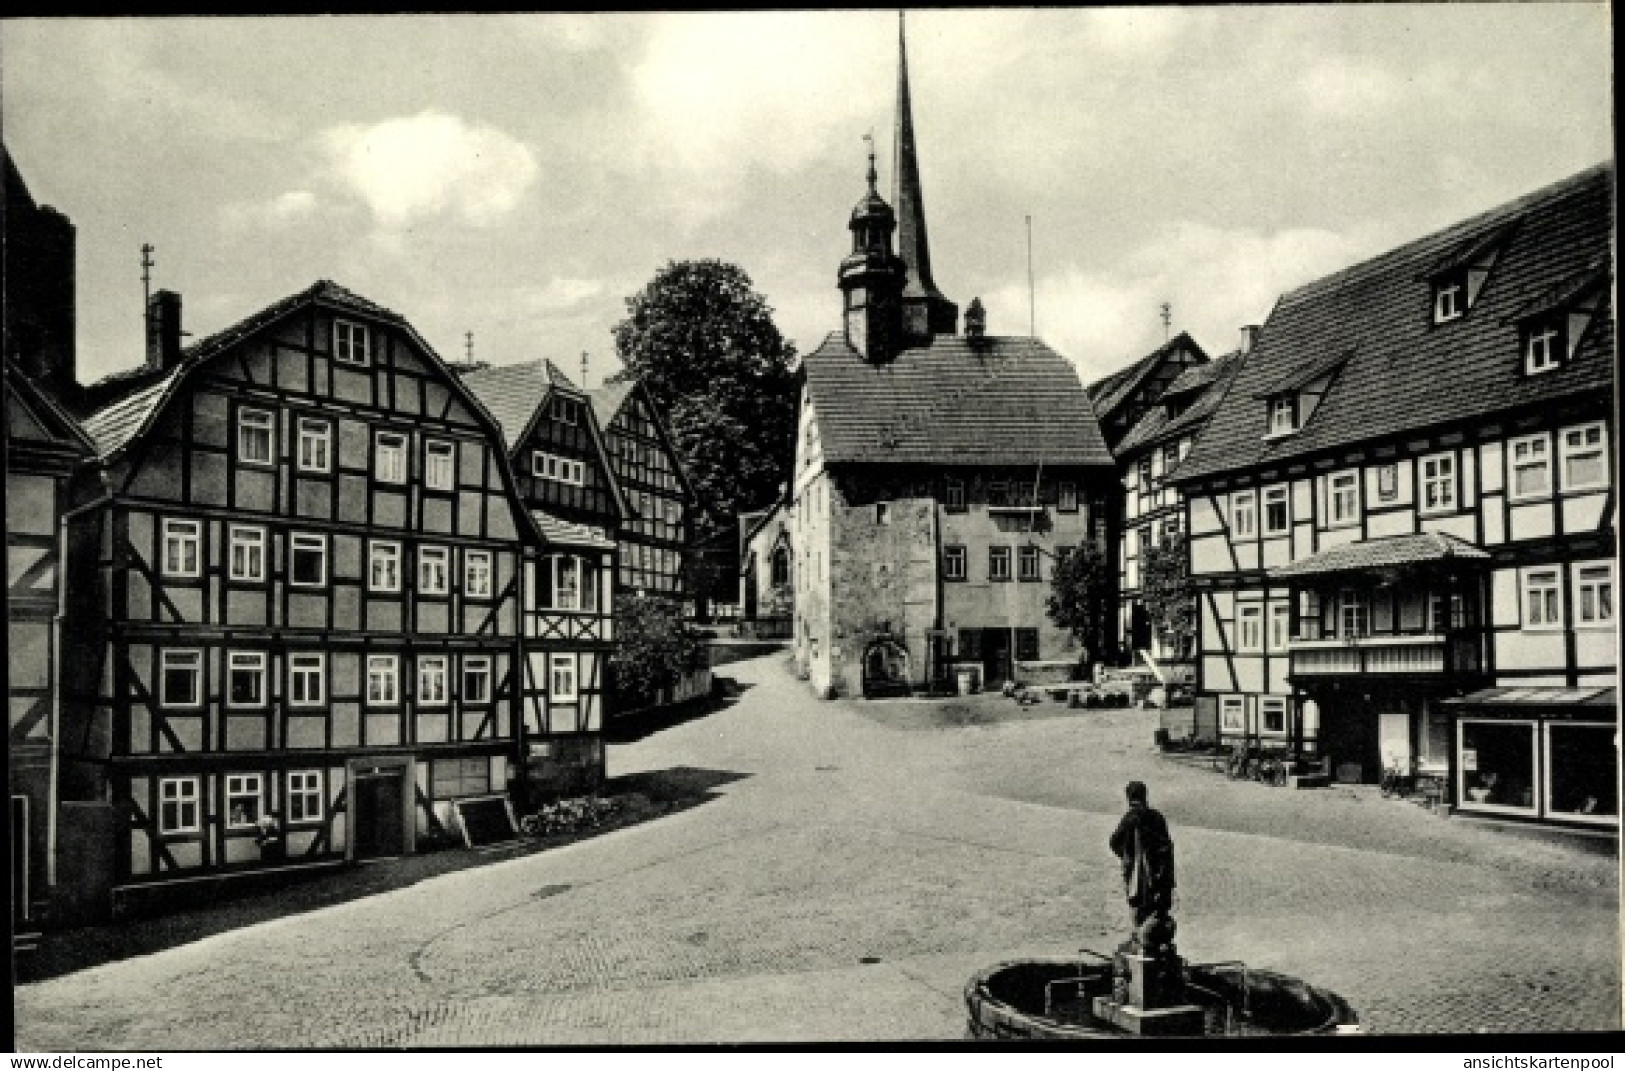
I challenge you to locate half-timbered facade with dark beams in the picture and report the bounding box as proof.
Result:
[588,378,698,610]
[5,360,94,924]
[62,281,593,896]
[1174,164,1615,830]
[458,358,620,795]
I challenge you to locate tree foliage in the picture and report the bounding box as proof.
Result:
[610,593,704,707]
[1045,541,1111,656]
[611,260,798,529]
[1141,532,1196,652]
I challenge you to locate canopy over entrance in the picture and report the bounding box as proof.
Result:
[1270,531,1489,580]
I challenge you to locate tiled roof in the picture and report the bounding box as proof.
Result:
[1178,163,1614,483]
[1161,358,1225,399]
[457,359,575,449]
[80,368,184,460]
[1269,531,1490,579]
[1086,332,1207,420]
[801,332,1113,468]
[530,510,616,551]
[1116,351,1243,457]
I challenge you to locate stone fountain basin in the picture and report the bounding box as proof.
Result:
[965,954,1360,1039]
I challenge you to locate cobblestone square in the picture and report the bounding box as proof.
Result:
[15,651,1620,1048]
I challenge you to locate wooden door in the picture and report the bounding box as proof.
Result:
[352,773,406,859]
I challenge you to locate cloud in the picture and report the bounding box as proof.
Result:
[984,220,1396,383]
[521,277,606,313]
[219,188,318,231]
[320,111,539,228]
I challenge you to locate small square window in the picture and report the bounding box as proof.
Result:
[334,321,370,365]
[238,408,275,466]
[425,440,456,491]
[290,534,327,587]
[943,545,966,581]
[1433,276,1465,323]
[1524,318,1566,374]
[1268,396,1296,436]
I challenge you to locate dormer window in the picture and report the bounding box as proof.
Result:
[1433,275,1466,323]
[1267,394,1297,436]
[1524,317,1566,374]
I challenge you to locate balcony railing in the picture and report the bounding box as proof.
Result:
[1288,633,1482,678]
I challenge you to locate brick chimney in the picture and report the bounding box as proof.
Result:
[147,290,183,370]
[1239,325,1261,355]
[964,297,987,339]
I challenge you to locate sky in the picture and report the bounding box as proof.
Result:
[2,7,1614,391]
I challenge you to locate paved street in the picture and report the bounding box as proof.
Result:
[16,650,1621,1048]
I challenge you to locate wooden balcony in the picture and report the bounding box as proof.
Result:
[1288,633,1482,678]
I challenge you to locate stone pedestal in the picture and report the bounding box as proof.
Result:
[1090,938,1205,1037]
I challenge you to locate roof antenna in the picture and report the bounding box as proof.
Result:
[1160,302,1172,341]
[465,331,474,368]
[1026,214,1036,339]
[141,243,156,344]
[581,350,590,390]
[863,129,877,192]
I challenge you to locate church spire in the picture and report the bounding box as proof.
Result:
[893,10,958,341]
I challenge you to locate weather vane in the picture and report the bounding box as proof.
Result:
[1160,302,1172,340]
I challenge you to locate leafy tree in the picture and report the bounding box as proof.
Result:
[1046,541,1111,659]
[612,260,798,528]
[609,593,704,708]
[1141,533,1196,657]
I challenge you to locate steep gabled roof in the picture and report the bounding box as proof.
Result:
[1178,163,1614,483]
[1116,350,1244,458]
[588,376,700,508]
[1086,331,1209,423]
[587,379,636,427]
[801,331,1113,468]
[4,358,94,455]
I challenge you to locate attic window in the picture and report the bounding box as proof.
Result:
[1523,317,1566,375]
[551,396,579,425]
[1433,275,1466,323]
[1266,394,1298,437]
[334,321,370,365]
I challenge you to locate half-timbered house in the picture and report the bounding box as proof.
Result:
[458,358,620,795]
[5,360,94,924]
[1087,333,1210,453]
[1113,342,1243,667]
[587,378,698,611]
[1174,164,1616,829]
[792,22,1118,699]
[60,281,600,900]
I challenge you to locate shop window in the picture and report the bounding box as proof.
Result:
[1220,696,1245,733]
[1544,722,1617,822]
[226,774,263,829]
[288,771,323,822]
[1459,720,1537,812]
